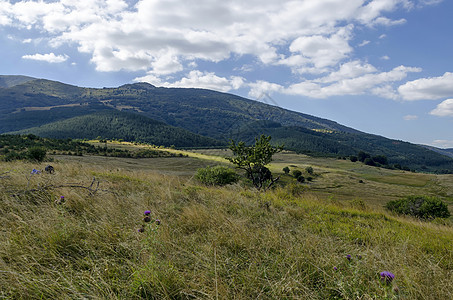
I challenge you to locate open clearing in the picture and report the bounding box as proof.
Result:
[55,144,453,210]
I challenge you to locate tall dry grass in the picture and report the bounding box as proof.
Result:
[0,160,452,299]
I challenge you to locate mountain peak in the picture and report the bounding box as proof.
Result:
[119,82,156,90]
[0,75,36,88]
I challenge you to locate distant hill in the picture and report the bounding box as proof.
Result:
[232,120,453,172]
[1,75,453,173]
[0,78,359,136]
[422,145,453,159]
[10,110,222,148]
[0,75,36,88]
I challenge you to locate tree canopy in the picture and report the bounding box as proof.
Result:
[226,135,283,190]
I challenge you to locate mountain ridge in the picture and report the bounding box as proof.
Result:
[0,75,36,88]
[1,75,453,173]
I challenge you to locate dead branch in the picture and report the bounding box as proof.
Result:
[11,177,117,197]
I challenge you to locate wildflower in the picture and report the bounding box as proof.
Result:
[31,169,41,174]
[380,271,395,284]
[144,210,151,216]
[144,216,151,222]
[155,219,161,225]
[333,267,338,271]
[346,255,351,261]
[138,227,145,233]
[60,196,65,202]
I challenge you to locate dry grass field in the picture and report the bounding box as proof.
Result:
[0,145,452,299]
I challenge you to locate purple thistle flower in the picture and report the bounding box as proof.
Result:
[144,210,151,216]
[155,219,161,225]
[333,267,338,271]
[60,196,65,200]
[143,216,151,223]
[346,255,351,261]
[380,271,395,284]
[138,227,145,233]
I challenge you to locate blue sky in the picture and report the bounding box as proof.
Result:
[1,0,453,147]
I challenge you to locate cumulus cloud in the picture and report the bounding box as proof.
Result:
[135,70,245,93]
[431,139,453,149]
[2,1,415,69]
[0,0,437,96]
[287,25,354,70]
[398,72,453,100]
[430,99,453,117]
[22,52,68,63]
[285,65,421,98]
[248,81,284,99]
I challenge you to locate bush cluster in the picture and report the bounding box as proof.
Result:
[196,165,239,186]
[385,195,451,219]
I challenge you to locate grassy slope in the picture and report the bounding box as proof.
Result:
[0,148,452,299]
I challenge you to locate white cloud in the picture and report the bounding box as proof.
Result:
[22,52,68,63]
[356,0,412,25]
[358,40,370,47]
[372,84,400,99]
[2,0,437,100]
[248,81,284,99]
[1,0,417,75]
[431,139,453,149]
[285,65,421,98]
[403,114,418,120]
[135,70,245,93]
[380,55,390,60]
[317,60,377,83]
[288,25,354,70]
[398,72,453,100]
[430,99,453,117]
[417,0,443,7]
[371,17,406,26]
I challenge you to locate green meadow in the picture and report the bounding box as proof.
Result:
[0,144,452,299]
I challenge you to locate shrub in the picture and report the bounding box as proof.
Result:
[27,147,47,162]
[297,175,305,183]
[385,195,451,219]
[305,166,314,175]
[282,166,290,174]
[364,158,376,166]
[292,170,302,178]
[196,165,239,186]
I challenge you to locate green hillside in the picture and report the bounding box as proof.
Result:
[10,110,223,148]
[0,78,358,135]
[0,75,36,88]
[231,120,453,173]
[1,76,453,172]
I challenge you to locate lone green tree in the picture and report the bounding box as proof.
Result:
[226,135,283,190]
